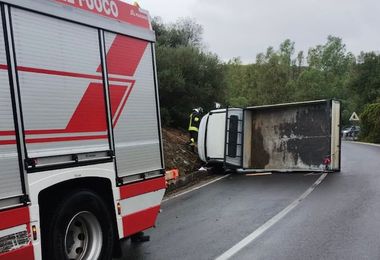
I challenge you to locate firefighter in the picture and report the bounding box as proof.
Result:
[188,107,203,149]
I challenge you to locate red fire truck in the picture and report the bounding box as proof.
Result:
[0,0,165,259]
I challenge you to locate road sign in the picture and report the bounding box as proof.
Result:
[349,112,360,121]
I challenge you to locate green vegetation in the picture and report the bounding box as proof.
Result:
[360,103,380,143]
[154,18,380,143]
[153,18,226,127]
[226,36,356,122]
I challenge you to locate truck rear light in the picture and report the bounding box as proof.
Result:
[323,156,331,165]
[323,156,331,171]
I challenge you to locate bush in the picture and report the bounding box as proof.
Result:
[360,103,380,143]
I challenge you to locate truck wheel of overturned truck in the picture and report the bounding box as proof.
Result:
[44,190,115,260]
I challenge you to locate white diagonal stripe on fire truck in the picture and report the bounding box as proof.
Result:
[119,189,165,217]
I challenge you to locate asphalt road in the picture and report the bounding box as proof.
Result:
[120,141,380,260]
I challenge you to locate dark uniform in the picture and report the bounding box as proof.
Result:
[188,108,202,146]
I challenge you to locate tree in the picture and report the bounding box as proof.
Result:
[279,39,295,67]
[226,40,299,106]
[225,57,251,107]
[253,40,296,105]
[222,35,380,139]
[360,103,380,143]
[152,17,226,127]
[152,17,203,48]
[302,36,355,98]
[349,52,380,106]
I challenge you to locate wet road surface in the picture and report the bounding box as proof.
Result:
[120,142,380,260]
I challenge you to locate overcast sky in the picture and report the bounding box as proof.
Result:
[137,0,380,63]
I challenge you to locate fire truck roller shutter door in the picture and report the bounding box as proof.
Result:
[0,8,24,202]
[104,32,162,177]
[11,8,110,158]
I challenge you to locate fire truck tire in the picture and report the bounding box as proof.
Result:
[43,190,115,260]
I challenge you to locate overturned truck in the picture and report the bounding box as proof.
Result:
[198,100,341,172]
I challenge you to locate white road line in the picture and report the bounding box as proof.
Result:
[215,172,328,260]
[346,141,380,148]
[162,174,231,203]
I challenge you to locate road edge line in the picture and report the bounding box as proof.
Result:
[346,141,380,147]
[162,174,231,203]
[215,172,328,260]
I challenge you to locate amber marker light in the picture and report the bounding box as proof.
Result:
[32,225,37,240]
[117,202,121,215]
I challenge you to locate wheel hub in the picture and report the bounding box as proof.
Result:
[64,211,103,260]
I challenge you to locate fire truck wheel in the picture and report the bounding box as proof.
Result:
[44,190,115,260]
